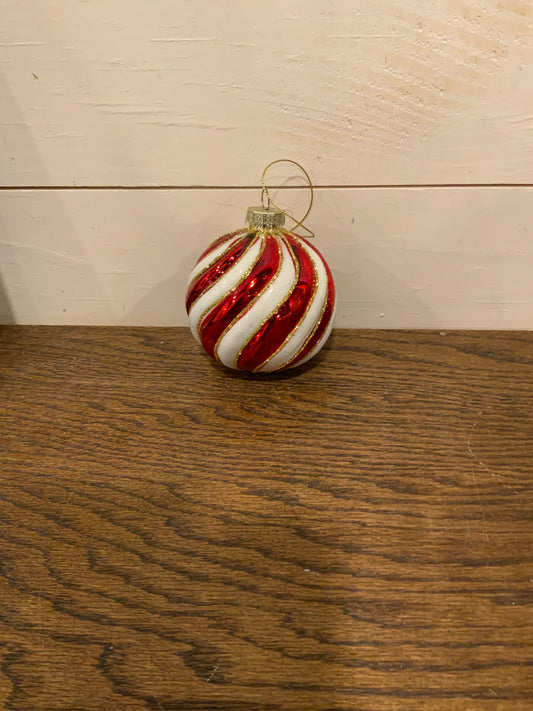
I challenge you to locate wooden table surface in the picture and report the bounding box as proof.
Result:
[0,326,531,711]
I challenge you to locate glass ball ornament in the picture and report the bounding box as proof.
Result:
[185,204,336,373]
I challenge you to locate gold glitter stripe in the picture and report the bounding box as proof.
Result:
[235,232,300,372]
[187,229,250,300]
[214,234,284,365]
[280,239,332,369]
[222,233,285,369]
[211,234,269,360]
[256,233,320,372]
[288,299,336,370]
[189,231,259,319]
[195,234,263,341]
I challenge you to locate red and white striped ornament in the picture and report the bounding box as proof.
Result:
[186,204,335,373]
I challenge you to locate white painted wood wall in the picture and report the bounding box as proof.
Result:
[1,0,532,328]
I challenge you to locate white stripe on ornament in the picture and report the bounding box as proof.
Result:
[187,232,245,286]
[216,238,297,369]
[289,300,337,369]
[188,236,263,343]
[258,237,328,373]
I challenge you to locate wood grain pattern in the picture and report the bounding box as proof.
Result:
[1,186,532,329]
[0,326,531,710]
[1,0,533,185]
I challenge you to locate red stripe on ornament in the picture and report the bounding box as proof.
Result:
[199,235,281,358]
[185,234,254,314]
[283,259,335,369]
[196,229,248,264]
[236,233,316,372]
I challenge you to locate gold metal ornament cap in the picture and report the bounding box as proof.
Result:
[246,206,285,231]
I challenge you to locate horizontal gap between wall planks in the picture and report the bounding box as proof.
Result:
[1,184,533,191]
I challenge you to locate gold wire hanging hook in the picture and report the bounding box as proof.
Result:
[261,186,271,210]
[260,159,315,238]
